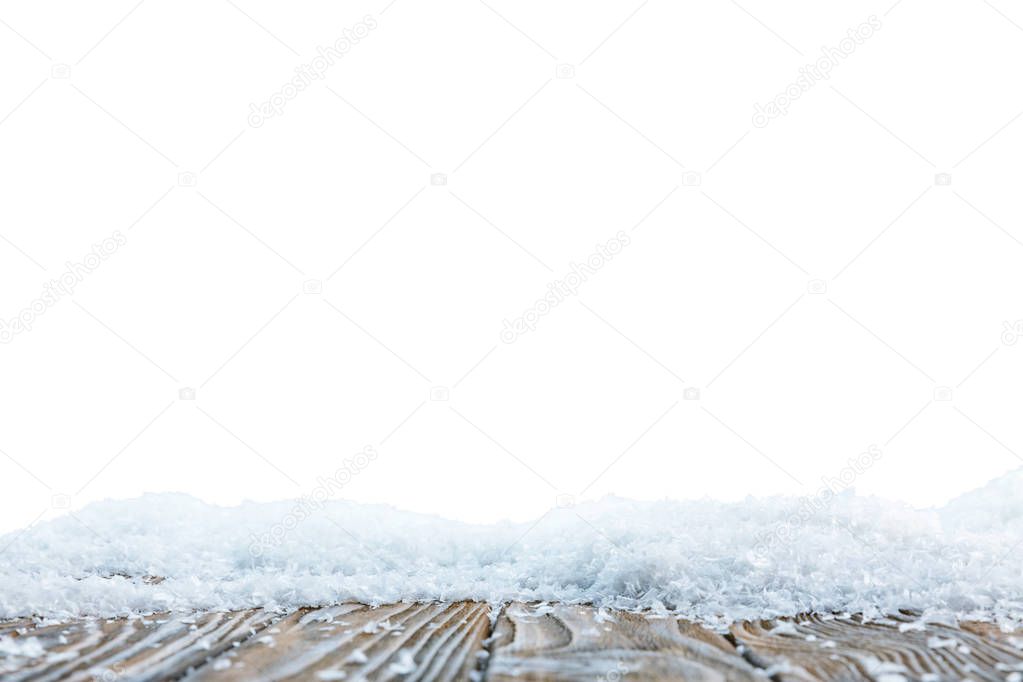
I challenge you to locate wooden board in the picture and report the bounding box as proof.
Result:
[731,612,1023,681]
[0,609,274,681]
[960,619,1023,649]
[187,601,491,681]
[486,602,760,681]
[3,604,1023,680]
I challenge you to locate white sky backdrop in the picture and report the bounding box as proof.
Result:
[2,0,1023,534]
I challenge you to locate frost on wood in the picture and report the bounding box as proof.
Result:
[1,468,1022,625]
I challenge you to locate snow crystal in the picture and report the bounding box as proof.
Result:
[768,622,800,636]
[388,650,417,675]
[925,636,957,649]
[0,636,45,659]
[1,468,1023,625]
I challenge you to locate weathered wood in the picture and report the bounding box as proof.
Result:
[731,612,1023,681]
[4,605,1023,680]
[0,609,273,681]
[187,601,491,681]
[960,619,1023,648]
[486,602,760,681]
[0,617,36,638]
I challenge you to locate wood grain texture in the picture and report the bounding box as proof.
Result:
[960,619,1023,648]
[0,617,36,638]
[731,612,1023,681]
[187,601,491,682]
[0,609,273,682]
[486,602,760,681]
[4,605,1022,681]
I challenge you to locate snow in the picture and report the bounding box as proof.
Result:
[2,468,1023,625]
[0,636,45,658]
[926,636,957,649]
[388,650,417,675]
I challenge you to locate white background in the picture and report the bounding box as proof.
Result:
[2,0,1022,535]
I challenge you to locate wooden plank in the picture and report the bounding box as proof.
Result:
[0,609,274,681]
[960,619,1023,649]
[731,612,1023,681]
[4,605,1021,680]
[0,618,37,638]
[486,602,760,681]
[188,601,491,681]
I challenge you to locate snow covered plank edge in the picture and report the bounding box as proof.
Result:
[186,601,491,682]
[730,611,1023,681]
[486,602,760,681]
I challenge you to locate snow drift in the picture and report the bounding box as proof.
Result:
[2,469,1022,625]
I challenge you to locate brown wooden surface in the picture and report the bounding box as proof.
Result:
[730,611,1023,681]
[187,601,490,682]
[2,604,1021,681]
[486,602,759,681]
[0,608,273,682]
